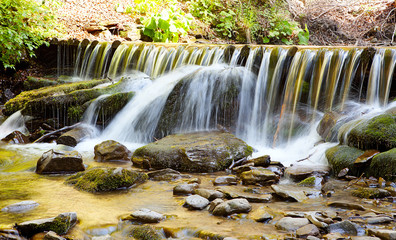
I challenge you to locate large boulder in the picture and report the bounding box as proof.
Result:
[36,149,85,174]
[367,148,396,181]
[94,140,132,162]
[15,212,77,238]
[325,145,364,176]
[339,113,396,152]
[65,167,148,192]
[132,131,253,173]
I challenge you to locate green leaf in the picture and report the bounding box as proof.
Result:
[158,18,170,31]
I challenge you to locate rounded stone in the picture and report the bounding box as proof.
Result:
[131,208,164,223]
[184,195,210,210]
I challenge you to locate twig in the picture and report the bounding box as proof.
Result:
[228,157,247,170]
[344,173,365,190]
[33,123,81,143]
[296,151,317,162]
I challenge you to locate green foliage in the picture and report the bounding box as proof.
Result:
[215,10,236,38]
[0,0,61,69]
[141,8,193,42]
[261,3,309,45]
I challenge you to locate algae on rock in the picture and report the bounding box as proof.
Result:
[367,148,396,181]
[325,145,364,176]
[65,167,148,192]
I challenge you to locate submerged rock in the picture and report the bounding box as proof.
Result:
[173,183,199,195]
[147,168,182,181]
[132,131,253,172]
[296,224,320,237]
[65,167,147,192]
[213,175,238,186]
[328,220,362,236]
[285,165,330,181]
[36,149,85,174]
[1,201,39,213]
[123,225,163,240]
[195,189,224,200]
[368,229,396,240]
[15,212,77,238]
[271,184,320,202]
[94,140,132,162]
[352,187,391,199]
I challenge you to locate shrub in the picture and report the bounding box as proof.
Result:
[0,0,61,69]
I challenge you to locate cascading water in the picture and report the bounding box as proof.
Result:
[4,43,395,165]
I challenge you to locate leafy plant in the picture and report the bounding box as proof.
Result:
[215,10,236,38]
[141,8,192,42]
[0,0,61,69]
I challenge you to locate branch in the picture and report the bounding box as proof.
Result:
[33,123,81,143]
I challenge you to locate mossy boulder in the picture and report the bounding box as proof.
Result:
[352,187,391,199]
[325,145,364,176]
[132,131,253,173]
[65,167,148,192]
[367,148,396,181]
[4,79,108,116]
[15,212,77,238]
[339,113,396,151]
[94,140,132,162]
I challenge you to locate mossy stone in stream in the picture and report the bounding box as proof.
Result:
[132,131,252,173]
[325,145,364,176]
[65,167,148,192]
[297,176,316,187]
[351,187,391,199]
[342,113,396,151]
[367,148,396,181]
[126,225,163,240]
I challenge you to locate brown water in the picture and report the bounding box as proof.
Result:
[0,143,395,239]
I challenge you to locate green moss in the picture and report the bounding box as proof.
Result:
[325,145,364,176]
[194,230,225,240]
[65,168,148,193]
[67,105,84,121]
[346,114,396,151]
[4,79,108,116]
[297,176,316,187]
[23,76,59,90]
[244,145,253,156]
[128,225,163,240]
[351,187,391,199]
[367,148,396,181]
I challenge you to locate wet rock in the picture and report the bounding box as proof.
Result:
[212,198,252,216]
[36,149,85,174]
[249,208,273,222]
[208,199,224,213]
[43,231,66,240]
[232,163,254,174]
[285,165,330,181]
[173,183,199,195]
[216,186,272,203]
[248,155,271,167]
[350,237,381,240]
[0,229,27,240]
[317,111,341,142]
[213,175,238,186]
[15,212,77,238]
[328,220,362,235]
[275,217,310,231]
[93,140,132,162]
[322,181,337,196]
[57,126,96,147]
[1,131,30,144]
[367,229,396,240]
[240,168,279,185]
[296,224,320,237]
[366,216,393,224]
[298,176,323,188]
[352,187,391,199]
[195,189,224,200]
[307,236,321,240]
[147,168,182,181]
[339,113,396,152]
[131,208,165,223]
[323,232,346,240]
[271,184,320,202]
[65,167,148,192]
[1,201,39,213]
[124,225,163,240]
[132,131,253,172]
[184,195,210,210]
[305,213,328,228]
[325,145,364,176]
[368,148,396,181]
[327,201,366,211]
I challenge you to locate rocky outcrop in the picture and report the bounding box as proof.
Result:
[36,149,85,174]
[132,131,253,173]
[65,167,147,192]
[15,212,77,238]
[94,140,132,162]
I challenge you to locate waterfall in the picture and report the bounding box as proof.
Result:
[22,43,395,158]
[0,111,29,139]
